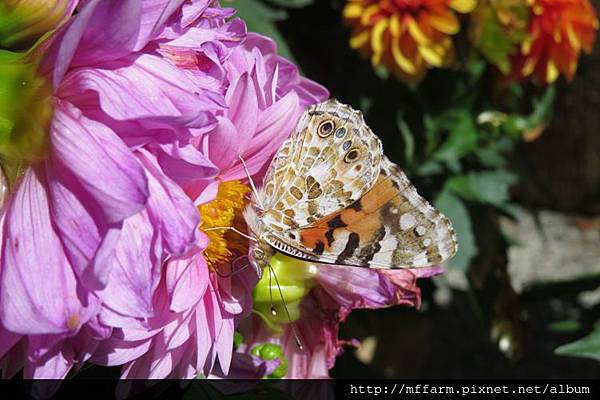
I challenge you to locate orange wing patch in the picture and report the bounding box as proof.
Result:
[299,175,401,255]
[291,158,456,268]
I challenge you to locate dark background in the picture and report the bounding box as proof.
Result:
[250,0,600,379]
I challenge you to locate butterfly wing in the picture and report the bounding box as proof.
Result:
[264,156,457,268]
[257,99,383,232]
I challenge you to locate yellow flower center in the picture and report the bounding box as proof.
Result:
[198,180,250,270]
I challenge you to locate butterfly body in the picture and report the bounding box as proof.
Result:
[244,99,457,275]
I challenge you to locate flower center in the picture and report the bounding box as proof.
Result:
[199,180,250,270]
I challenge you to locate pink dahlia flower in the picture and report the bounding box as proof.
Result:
[84,33,328,379]
[238,253,442,378]
[0,0,244,378]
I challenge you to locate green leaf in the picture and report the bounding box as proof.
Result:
[266,0,313,7]
[396,113,415,165]
[474,137,515,168]
[359,96,373,115]
[555,321,600,362]
[434,190,477,271]
[228,0,296,62]
[475,146,507,169]
[428,110,478,165]
[549,320,583,333]
[446,170,518,207]
[528,85,556,127]
[415,160,443,176]
[500,86,555,138]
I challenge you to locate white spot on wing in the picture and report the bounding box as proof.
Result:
[399,213,416,230]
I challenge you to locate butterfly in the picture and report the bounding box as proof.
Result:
[243,98,457,276]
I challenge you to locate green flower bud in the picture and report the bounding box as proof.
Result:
[258,343,282,361]
[267,356,288,379]
[250,344,264,358]
[0,50,52,186]
[0,0,76,51]
[252,252,318,331]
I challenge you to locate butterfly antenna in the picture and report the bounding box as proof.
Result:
[269,264,275,316]
[268,265,304,351]
[215,255,252,278]
[203,226,258,243]
[238,155,265,211]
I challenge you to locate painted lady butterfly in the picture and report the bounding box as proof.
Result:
[243,99,457,276]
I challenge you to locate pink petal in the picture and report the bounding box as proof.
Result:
[42,0,101,87]
[166,255,209,313]
[26,334,64,363]
[155,142,219,186]
[24,341,74,379]
[43,0,143,86]
[46,159,120,290]
[98,307,150,331]
[0,328,20,359]
[297,77,330,108]
[163,312,194,351]
[138,150,200,256]
[194,292,215,374]
[90,337,152,366]
[205,117,239,172]
[180,0,212,28]
[122,339,187,379]
[215,314,234,374]
[97,212,162,318]
[87,226,123,288]
[59,54,221,127]
[316,264,421,314]
[226,72,258,144]
[170,348,197,378]
[135,0,186,50]
[69,325,101,364]
[0,169,98,334]
[221,92,299,180]
[69,0,141,66]
[51,101,149,223]
[164,26,240,48]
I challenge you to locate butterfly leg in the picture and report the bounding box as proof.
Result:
[215,254,252,278]
[203,226,258,242]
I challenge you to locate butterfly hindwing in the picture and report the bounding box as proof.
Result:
[265,156,457,268]
[258,99,383,233]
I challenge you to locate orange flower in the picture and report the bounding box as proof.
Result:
[512,0,598,84]
[343,0,476,83]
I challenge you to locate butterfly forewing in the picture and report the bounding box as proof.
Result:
[259,99,382,232]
